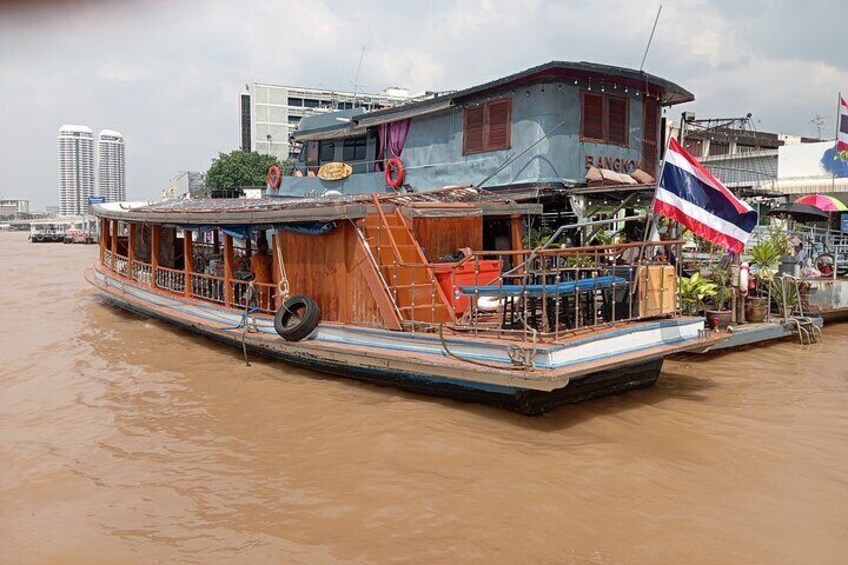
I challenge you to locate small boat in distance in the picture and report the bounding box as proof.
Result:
[86,187,719,414]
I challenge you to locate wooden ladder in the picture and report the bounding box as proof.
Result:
[363,196,455,325]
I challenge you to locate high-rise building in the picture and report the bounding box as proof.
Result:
[240,82,436,161]
[98,129,126,202]
[58,125,95,215]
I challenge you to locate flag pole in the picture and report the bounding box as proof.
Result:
[637,135,672,263]
[832,92,841,194]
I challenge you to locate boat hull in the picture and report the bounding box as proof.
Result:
[86,266,710,415]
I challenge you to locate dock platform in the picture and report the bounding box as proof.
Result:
[695,317,824,353]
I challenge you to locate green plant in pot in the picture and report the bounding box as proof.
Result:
[746,239,782,323]
[678,273,718,317]
[705,265,733,330]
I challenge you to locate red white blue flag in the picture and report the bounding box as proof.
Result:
[837,96,848,152]
[653,138,758,253]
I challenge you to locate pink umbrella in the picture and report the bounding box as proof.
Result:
[794,194,848,212]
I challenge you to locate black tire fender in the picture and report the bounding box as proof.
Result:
[274,294,321,341]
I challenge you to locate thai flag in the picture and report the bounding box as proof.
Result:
[653,138,758,253]
[837,96,848,152]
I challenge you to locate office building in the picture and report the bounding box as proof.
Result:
[58,125,95,215]
[98,129,126,202]
[240,82,433,161]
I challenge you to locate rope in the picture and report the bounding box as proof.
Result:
[438,324,535,372]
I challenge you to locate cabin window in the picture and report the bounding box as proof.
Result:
[343,137,367,162]
[581,92,629,146]
[305,141,319,166]
[642,98,659,175]
[319,141,335,163]
[462,98,512,155]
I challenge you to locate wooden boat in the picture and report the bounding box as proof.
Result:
[86,188,720,414]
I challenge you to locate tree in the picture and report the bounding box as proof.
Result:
[205,150,281,189]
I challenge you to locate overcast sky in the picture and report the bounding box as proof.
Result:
[1,0,846,209]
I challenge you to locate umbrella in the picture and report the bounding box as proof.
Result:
[794,194,848,212]
[766,203,830,223]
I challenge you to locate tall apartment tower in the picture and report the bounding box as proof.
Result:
[98,129,126,202]
[58,125,95,215]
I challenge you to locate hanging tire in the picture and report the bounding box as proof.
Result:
[274,294,321,341]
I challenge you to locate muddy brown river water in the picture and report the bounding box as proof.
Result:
[1,232,847,564]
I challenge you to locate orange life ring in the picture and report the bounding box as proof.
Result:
[384,157,405,189]
[266,165,282,189]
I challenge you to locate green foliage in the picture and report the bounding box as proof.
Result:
[768,276,799,315]
[206,150,281,189]
[678,273,718,316]
[748,239,782,274]
[524,223,553,249]
[706,264,732,310]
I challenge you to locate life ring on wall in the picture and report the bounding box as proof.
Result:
[266,165,282,189]
[384,157,405,190]
[739,263,749,296]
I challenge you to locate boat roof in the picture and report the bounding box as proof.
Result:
[294,60,695,142]
[92,186,541,225]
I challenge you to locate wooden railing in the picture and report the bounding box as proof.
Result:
[231,279,277,313]
[155,266,186,294]
[131,260,153,284]
[103,249,113,269]
[114,254,129,277]
[190,272,225,304]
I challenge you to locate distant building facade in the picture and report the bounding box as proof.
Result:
[58,125,95,215]
[240,82,435,161]
[98,129,126,202]
[0,199,29,216]
[165,171,207,199]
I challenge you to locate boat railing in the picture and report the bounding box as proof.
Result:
[156,265,186,294]
[103,249,113,270]
[114,253,129,277]
[369,239,680,340]
[189,272,225,304]
[131,260,153,284]
[231,279,276,313]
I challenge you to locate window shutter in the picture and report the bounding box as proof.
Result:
[581,92,604,140]
[607,96,628,145]
[485,99,512,151]
[642,99,659,175]
[463,106,485,154]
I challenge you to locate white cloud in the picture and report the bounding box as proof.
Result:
[0,0,846,209]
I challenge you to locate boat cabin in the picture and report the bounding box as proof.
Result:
[275,61,693,199]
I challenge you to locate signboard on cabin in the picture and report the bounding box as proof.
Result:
[584,155,639,174]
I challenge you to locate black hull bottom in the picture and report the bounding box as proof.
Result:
[101,294,663,416]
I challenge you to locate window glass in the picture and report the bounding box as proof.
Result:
[287,97,303,107]
[343,137,367,161]
[319,141,335,162]
[304,99,320,108]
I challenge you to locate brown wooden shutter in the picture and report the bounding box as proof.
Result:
[463,106,485,155]
[485,99,512,151]
[642,99,659,176]
[607,96,628,145]
[581,92,604,140]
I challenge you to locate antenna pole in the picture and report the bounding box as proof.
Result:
[639,4,663,72]
[353,46,366,102]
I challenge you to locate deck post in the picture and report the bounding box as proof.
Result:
[223,233,234,307]
[184,230,193,299]
[151,224,160,289]
[127,223,136,280]
[213,228,221,254]
[510,214,524,274]
[110,219,118,271]
[100,217,109,265]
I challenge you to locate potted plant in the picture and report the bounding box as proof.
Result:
[678,273,717,317]
[746,238,782,323]
[704,265,732,330]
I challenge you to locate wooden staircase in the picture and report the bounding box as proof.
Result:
[362,198,455,325]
